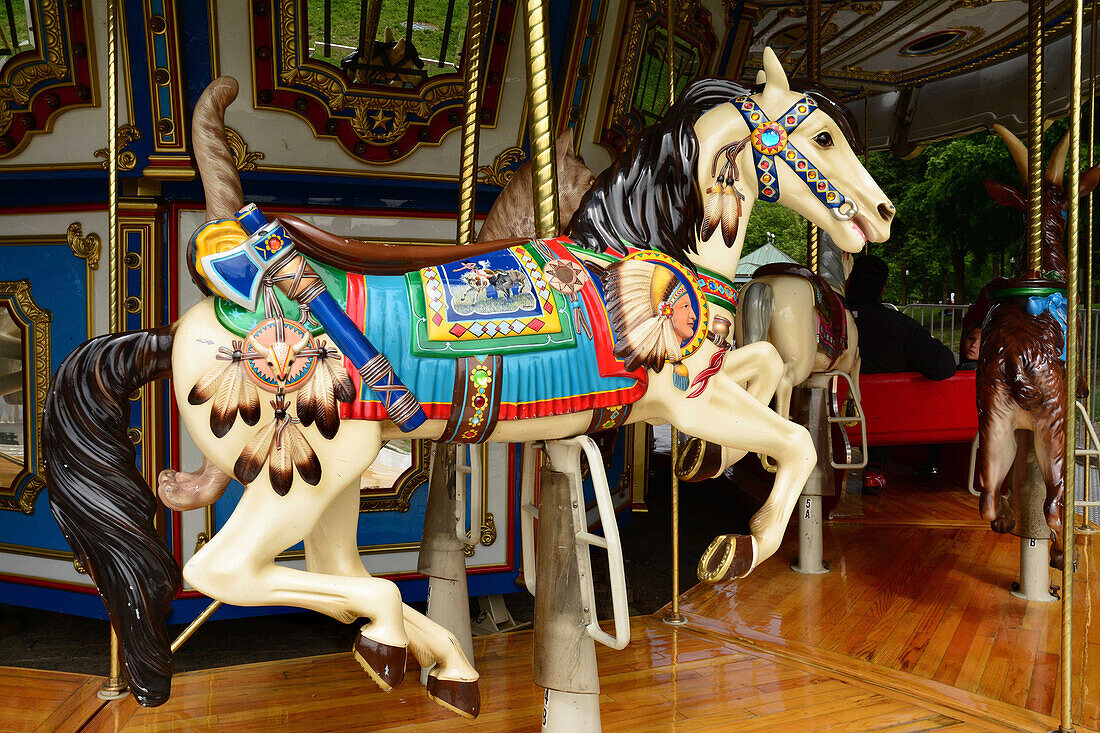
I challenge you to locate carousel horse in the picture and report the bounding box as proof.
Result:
[43,48,893,711]
[154,127,596,512]
[976,124,1100,569]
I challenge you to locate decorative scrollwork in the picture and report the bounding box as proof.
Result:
[94,125,142,171]
[479,511,497,547]
[73,556,86,574]
[66,223,102,270]
[850,2,883,15]
[195,532,209,553]
[224,126,265,171]
[478,147,527,188]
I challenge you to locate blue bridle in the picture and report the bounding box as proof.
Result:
[731,95,858,221]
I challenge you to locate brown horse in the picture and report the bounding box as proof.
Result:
[977,124,1100,568]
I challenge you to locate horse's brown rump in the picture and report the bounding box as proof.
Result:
[979,299,1068,414]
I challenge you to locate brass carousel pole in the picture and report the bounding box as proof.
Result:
[806,0,821,273]
[1061,0,1084,728]
[1027,0,1045,275]
[99,0,128,700]
[1081,0,1099,534]
[523,0,558,238]
[665,0,687,628]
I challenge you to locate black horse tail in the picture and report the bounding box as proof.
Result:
[44,325,179,707]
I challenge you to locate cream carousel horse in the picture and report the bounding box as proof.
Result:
[737,233,860,425]
[44,49,892,712]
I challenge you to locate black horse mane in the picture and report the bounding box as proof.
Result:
[567,77,861,268]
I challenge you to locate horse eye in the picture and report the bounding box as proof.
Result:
[813,131,833,148]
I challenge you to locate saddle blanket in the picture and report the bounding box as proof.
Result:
[342,238,647,422]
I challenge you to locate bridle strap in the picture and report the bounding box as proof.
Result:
[731,95,853,218]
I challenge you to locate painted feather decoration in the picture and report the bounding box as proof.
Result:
[234,393,321,496]
[605,259,683,372]
[296,341,355,440]
[188,340,261,438]
[700,138,748,247]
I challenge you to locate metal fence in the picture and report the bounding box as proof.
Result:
[900,303,970,354]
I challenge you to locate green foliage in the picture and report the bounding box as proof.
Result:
[306,0,469,74]
[742,201,808,264]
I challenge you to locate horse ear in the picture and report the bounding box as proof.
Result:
[557,127,576,154]
[1079,164,1100,199]
[983,179,1026,210]
[384,27,394,43]
[755,69,766,86]
[760,47,790,99]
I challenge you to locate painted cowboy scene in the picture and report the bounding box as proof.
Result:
[3,1,1100,731]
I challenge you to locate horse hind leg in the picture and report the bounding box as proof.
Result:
[183,428,410,690]
[303,480,480,703]
[978,400,1018,533]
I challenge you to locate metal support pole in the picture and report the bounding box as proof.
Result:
[1060,0,1083,727]
[170,600,224,653]
[523,0,559,239]
[662,3,687,626]
[1013,537,1056,602]
[97,628,130,700]
[100,0,127,701]
[807,0,821,272]
[1027,0,1045,274]
[1081,0,1098,533]
[456,0,487,245]
[790,380,831,574]
[665,428,687,625]
[533,461,600,732]
[418,444,475,686]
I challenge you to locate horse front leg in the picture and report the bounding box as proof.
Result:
[662,368,815,581]
[303,475,480,717]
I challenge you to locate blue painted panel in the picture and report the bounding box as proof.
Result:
[0,244,89,553]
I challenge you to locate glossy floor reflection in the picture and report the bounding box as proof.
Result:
[679,469,1097,732]
[3,615,984,732]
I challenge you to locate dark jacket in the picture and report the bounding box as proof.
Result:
[852,302,957,380]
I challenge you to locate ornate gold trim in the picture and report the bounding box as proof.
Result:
[67,223,101,270]
[0,280,51,513]
[477,146,526,187]
[68,222,101,337]
[225,126,265,171]
[0,0,96,157]
[94,125,142,172]
[0,542,72,561]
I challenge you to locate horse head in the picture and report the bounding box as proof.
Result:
[984,124,1100,279]
[693,47,894,257]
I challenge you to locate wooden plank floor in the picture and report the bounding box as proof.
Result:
[2,616,992,732]
[680,474,1100,733]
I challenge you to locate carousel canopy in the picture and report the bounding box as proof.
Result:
[741,1,1089,155]
[736,242,798,282]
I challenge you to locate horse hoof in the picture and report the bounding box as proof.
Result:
[353,632,407,692]
[990,516,1015,534]
[426,669,480,719]
[1050,549,1066,571]
[697,534,754,583]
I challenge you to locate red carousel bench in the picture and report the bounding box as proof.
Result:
[840,370,977,446]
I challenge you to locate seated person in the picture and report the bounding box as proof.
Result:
[958,325,981,370]
[848,255,956,493]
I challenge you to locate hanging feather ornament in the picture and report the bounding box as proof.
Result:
[235,391,321,496]
[700,138,748,247]
[296,340,356,440]
[188,340,262,438]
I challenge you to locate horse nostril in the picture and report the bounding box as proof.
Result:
[877,202,895,222]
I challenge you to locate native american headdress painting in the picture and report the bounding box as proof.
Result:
[604,253,708,384]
